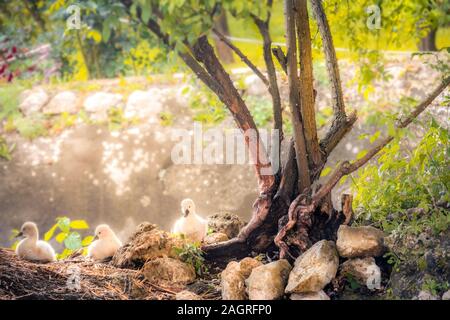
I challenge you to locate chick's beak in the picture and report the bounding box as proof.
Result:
[93,234,99,241]
[15,231,23,238]
[184,209,189,217]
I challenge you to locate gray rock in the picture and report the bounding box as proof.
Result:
[220,257,262,300]
[388,228,450,299]
[336,225,385,258]
[220,261,246,300]
[340,257,381,290]
[246,260,292,300]
[83,91,123,120]
[442,290,450,300]
[285,240,339,293]
[19,88,49,115]
[143,256,196,285]
[238,257,263,278]
[290,290,330,300]
[112,223,186,268]
[416,290,439,300]
[203,232,229,245]
[176,290,203,300]
[244,74,267,96]
[208,212,245,238]
[125,89,164,121]
[43,91,79,114]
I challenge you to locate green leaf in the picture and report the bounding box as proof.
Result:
[356,150,368,160]
[370,131,381,143]
[102,23,111,42]
[9,229,19,241]
[55,232,68,243]
[81,235,94,246]
[141,1,151,23]
[57,217,71,233]
[339,175,348,186]
[64,232,82,250]
[320,167,332,177]
[70,220,89,229]
[44,224,58,241]
[88,30,102,43]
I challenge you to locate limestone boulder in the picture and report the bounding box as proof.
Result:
[143,257,195,285]
[19,88,49,115]
[176,290,203,300]
[340,257,381,290]
[124,89,164,121]
[112,222,185,268]
[220,261,246,300]
[203,232,229,245]
[290,290,330,300]
[220,257,262,300]
[207,212,245,238]
[83,91,123,120]
[238,257,263,278]
[285,240,339,293]
[336,225,385,258]
[246,260,292,300]
[43,91,79,114]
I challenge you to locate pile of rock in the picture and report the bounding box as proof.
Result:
[112,222,196,287]
[203,212,246,245]
[111,214,246,295]
[220,225,386,300]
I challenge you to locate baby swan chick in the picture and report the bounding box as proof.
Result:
[15,222,56,263]
[172,199,207,242]
[87,224,122,261]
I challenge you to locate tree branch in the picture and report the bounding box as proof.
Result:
[122,1,275,192]
[313,76,450,206]
[295,0,322,170]
[191,36,275,192]
[320,111,357,155]
[284,0,311,192]
[212,28,269,87]
[252,8,284,168]
[310,0,358,159]
[272,46,288,73]
[310,0,345,117]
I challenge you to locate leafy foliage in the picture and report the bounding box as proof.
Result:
[44,217,93,259]
[0,135,15,160]
[352,119,450,236]
[185,81,227,126]
[173,242,208,277]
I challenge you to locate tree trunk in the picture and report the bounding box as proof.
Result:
[119,0,449,263]
[419,28,437,51]
[213,11,235,64]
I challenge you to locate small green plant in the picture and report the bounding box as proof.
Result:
[246,95,273,128]
[159,111,174,127]
[13,114,48,140]
[345,273,361,291]
[422,277,449,296]
[107,107,139,131]
[8,229,20,250]
[174,243,208,277]
[44,217,94,260]
[186,82,227,126]
[384,251,402,273]
[0,135,15,160]
[50,112,78,134]
[352,119,449,236]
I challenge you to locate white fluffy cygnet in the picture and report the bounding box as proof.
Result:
[172,199,207,242]
[87,224,122,261]
[15,222,56,263]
